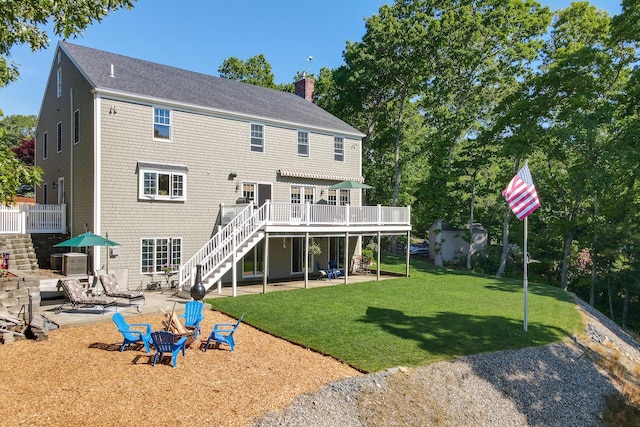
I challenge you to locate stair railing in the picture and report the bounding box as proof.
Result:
[178,201,269,290]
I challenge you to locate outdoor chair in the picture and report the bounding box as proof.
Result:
[203,313,245,352]
[178,300,204,339]
[329,260,344,278]
[315,262,335,280]
[99,273,145,306]
[150,330,187,368]
[112,312,152,353]
[57,279,116,314]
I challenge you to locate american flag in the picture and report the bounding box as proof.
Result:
[502,163,541,220]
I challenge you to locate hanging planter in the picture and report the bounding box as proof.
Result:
[309,241,322,255]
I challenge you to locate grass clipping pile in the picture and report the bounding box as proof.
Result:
[0,311,360,426]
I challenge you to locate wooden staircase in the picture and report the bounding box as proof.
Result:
[178,203,268,296]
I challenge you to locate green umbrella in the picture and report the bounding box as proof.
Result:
[327,180,374,189]
[54,232,120,274]
[54,232,120,248]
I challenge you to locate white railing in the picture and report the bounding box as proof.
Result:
[0,203,67,234]
[179,203,267,290]
[178,201,411,290]
[267,203,410,226]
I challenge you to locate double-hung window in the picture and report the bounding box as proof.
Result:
[73,110,79,144]
[138,162,187,201]
[297,130,309,157]
[141,237,182,274]
[57,122,62,152]
[56,68,62,98]
[334,136,344,161]
[43,132,48,159]
[153,108,171,140]
[251,123,264,152]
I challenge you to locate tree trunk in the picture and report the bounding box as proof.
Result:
[497,206,511,278]
[589,193,598,307]
[434,218,443,268]
[607,280,614,321]
[560,230,573,291]
[622,284,628,329]
[466,176,476,270]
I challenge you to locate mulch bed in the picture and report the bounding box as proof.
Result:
[0,311,360,426]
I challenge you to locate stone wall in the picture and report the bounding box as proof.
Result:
[0,275,41,318]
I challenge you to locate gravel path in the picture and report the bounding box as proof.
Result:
[253,296,640,426]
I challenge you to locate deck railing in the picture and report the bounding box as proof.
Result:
[0,204,67,234]
[178,201,410,291]
[267,202,410,226]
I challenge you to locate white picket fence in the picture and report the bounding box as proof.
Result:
[0,204,67,234]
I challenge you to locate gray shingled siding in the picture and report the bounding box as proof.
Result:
[98,101,362,286]
[36,47,96,237]
[38,42,366,286]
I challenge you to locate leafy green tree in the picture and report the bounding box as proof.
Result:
[0,0,136,87]
[0,1,136,202]
[0,114,37,147]
[413,0,551,267]
[218,54,276,89]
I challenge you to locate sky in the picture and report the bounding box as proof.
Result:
[0,0,623,118]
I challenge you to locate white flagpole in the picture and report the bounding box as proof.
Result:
[523,216,529,332]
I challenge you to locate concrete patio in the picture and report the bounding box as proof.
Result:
[38,273,383,328]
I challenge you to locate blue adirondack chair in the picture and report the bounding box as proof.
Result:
[150,330,187,368]
[112,312,153,353]
[329,260,344,278]
[203,313,245,352]
[178,300,204,339]
[315,262,335,280]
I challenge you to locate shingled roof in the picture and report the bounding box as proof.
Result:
[60,42,363,137]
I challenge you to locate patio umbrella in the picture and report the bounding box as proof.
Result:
[327,180,374,190]
[54,232,120,273]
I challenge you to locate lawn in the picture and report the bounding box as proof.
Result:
[207,254,583,373]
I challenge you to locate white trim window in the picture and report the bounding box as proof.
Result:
[153,107,171,140]
[291,185,315,204]
[251,123,264,152]
[138,162,187,201]
[334,136,344,162]
[56,68,62,98]
[297,130,309,157]
[43,132,48,159]
[73,110,79,144]
[328,189,350,206]
[57,122,62,152]
[141,237,182,274]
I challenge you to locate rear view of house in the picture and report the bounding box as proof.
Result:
[36,42,411,293]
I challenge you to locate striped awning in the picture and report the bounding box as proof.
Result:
[278,169,364,182]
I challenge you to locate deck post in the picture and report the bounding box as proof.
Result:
[344,232,349,284]
[263,233,269,294]
[304,232,309,289]
[406,230,411,277]
[377,231,381,281]
[232,226,237,297]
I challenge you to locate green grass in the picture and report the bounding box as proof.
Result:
[207,254,583,373]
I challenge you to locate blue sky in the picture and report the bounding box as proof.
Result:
[0,0,622,117]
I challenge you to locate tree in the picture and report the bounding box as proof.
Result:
[12,136,35,166]
[0,1,136,202]
[218,54,276,89]
[0,0,136,88]
[0,114,37,147]
[415,0,551,267]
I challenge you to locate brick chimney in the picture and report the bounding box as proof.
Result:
[294,72,315,102]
